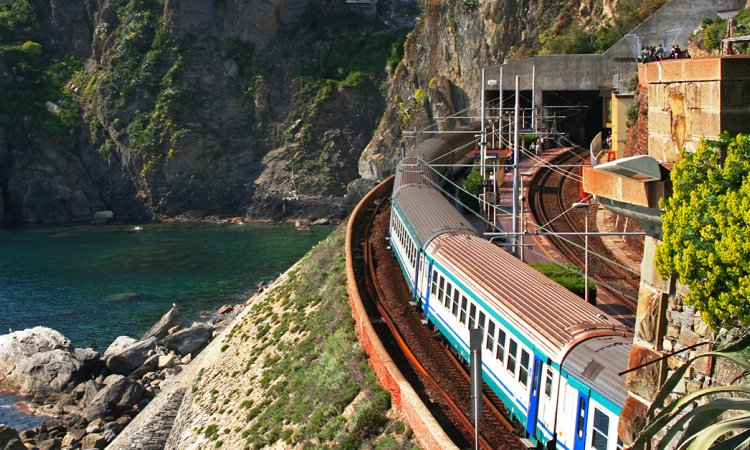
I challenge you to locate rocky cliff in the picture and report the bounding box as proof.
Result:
[0,0,634,224]
[0,0,400,224]
[359,0,622,179]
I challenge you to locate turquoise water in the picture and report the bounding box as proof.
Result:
[0,221,333,430]
[0,222,333,350]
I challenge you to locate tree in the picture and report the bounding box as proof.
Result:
[463,166,482,196]
[655,133,750,329]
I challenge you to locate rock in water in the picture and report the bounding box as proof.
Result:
[0,327,82,394]
[104,338,158,376]
[11,349,82,394]
[103,336,137,359]
[141,306,181,340]
[162,324,214,356]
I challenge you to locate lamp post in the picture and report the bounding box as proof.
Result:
[572,201,591,304]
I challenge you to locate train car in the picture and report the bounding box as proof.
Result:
[388,135,632,450]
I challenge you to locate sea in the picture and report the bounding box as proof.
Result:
[0,221,333,429]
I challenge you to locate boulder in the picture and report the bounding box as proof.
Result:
[73,347,101,369]
[81,376,145,421]
[71,379,101,407]
[0,327,73,391]
[0,426,25,450]
[104,337,158,375]
[80,433,107,449]
[61,429,85,448]
[141,306,182,340]
[35,438,61,450]
[162,323,214,356]
[10,349,82,394]
[103,336,137,359]
[91,210,114,224]
[216,305,234,315]
[128,354,159,380]
[157,353,178,369]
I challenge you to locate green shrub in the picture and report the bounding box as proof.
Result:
[463,166,483,196]
[656,133,750,328]
[531,263,597,303]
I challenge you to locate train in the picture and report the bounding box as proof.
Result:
[388,131,633,450]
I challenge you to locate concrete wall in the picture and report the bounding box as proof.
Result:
[483,0,746,104]
[606,0,746,59]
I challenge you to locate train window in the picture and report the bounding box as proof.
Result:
[444,283,453,308]
[544,366,553,398]
[431,270,438,296]
[507,339,517,375]
[591,408,609,450]
[468,303,477,329]
[519,350,530,387]
[451,290,460,316]
[478,312,486,334]
[486,320,495,352]
[438,276,445,302]
[496,328,506,363]
[459,296,468,325]
[576,399,586,439]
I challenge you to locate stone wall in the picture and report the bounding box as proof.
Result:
[619,56,750,445]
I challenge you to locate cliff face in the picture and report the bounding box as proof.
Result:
[359,0,618,179]
[0,0,620,224]
[0,0,393,223]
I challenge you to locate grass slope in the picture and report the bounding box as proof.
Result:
[184,225,419,449]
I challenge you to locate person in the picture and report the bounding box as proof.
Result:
[605,134,612,149]
[655,44,664,60]
[641,46,650,62]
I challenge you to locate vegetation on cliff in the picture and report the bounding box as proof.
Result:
[175,226,418,449]
[692,7,750,55]
[539,0,667,54]
[656,133,750,329]
[0,0,80,150]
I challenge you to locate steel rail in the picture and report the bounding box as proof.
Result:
[528,150,639,310]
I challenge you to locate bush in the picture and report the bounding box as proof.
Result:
[463,166,483,196]
[531,263,597,303]
[655,133,750,328]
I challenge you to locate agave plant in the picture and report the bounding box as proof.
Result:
[629,334,750,449]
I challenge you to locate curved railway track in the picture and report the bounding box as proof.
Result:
[351,188,525,449]
[527,148,640,313]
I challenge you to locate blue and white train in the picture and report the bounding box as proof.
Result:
[388,134,633,450]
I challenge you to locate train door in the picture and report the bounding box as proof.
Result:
[423,261,434,313]
[525,356,544,439]
[573,392,590,450]
[412,251,422,301]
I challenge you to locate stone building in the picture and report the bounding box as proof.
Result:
[583,55,750,445]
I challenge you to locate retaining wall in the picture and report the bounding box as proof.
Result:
[345,177,458,450]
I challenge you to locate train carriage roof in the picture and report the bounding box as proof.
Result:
[412,139,453,164]
[426,233,631,362]
[393,157,437,193]
[392,185,477,248]
[562,334,631,412]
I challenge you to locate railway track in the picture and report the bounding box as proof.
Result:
[351,188,524,449]
[527,148,639,313]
